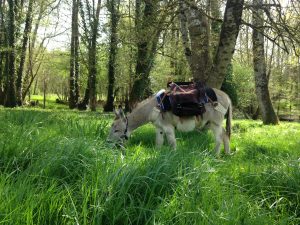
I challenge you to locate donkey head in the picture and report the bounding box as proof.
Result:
[107,106,129,144]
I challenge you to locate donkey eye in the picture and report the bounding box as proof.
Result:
[114,130,119,133]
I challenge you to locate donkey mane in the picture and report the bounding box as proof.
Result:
[130,96,156,114]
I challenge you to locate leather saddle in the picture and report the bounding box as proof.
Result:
[156,81,217,117]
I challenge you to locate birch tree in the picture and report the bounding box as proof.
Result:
[69,0,80,109]
[252,0,278,124]
[179,0,244,88]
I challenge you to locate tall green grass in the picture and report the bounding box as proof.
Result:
[0,108,299,224]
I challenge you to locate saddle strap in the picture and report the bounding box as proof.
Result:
[214,103,227,114]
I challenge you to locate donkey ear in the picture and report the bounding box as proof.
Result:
[118,105,126,120]
[113,106,120,119]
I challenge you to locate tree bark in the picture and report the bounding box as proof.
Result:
[22,3,43,100]
[179,0,244,88]
[179,0,211,82]
[88,0,101,111]
[208,0,244,88]
[178,0,192,67]
[104,0,120,112]
[0,0,5,104]
[129,0,160,108]
[79,0,102,111]
[16,0,34,105]
[69,0,80,109]
[4,0,17,107]
[252,0,278,125]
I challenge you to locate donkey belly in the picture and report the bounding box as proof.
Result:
[175,118,196,132]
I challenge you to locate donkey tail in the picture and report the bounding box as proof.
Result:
[225,98,232,139]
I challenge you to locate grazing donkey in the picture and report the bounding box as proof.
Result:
[107,88,232,155]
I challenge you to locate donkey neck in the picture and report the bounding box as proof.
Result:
[127,97,157,132]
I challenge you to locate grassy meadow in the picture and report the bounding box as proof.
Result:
[0,107,299,225]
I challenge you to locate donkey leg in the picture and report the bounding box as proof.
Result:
[155,128,164,147]
[164,126,176,150]
[222,128,231,155]
[210,124,223,156]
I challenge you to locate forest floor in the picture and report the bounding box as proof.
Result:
[0,107,299,225]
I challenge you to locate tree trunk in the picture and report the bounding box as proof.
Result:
[252,0,278,125]
[129,0,160,108]
[78,76,90,110]
[179,0,211,82]
[69,0,80,109]
[208,0,244,88]
[4,0,17,107]
[22,3,43,100]
[179,0,244,88]
[43,75,46,109]
[104,0,120,112]
[89,0,101,111]
[0,0,5,104]
[129,41,150,107]
[178,0,192,67]
[16,0,34,106]
[78,0,102,111]
[88,45,97,111]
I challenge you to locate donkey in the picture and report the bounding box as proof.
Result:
[107,88,232,155]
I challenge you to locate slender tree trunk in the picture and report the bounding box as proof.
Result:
[78,76,90,110]
[179,0,211,82]
[252,0,278,125]
[22,4,43,100]
[89,0,101,111]
[4,0,17,107]
[88,44,97,111]
[69,0,79,109]
[43,75,46,109]
[208,0,244,88]
[78,0,102,111]
[0,0,5,104]
[129,0,160,108]
[129,42,150,106]
[178,0,192,67]
[16,0,34,105]
[178,0,194,79]
[33,77,38,95]
[245,12,250,65]
[104,0,120,112]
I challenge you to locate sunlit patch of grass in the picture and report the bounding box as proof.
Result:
[0,108,299,224]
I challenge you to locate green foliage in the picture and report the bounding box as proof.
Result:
[221,63,238,106]
[0,109,300,224]
[232,62,257,110]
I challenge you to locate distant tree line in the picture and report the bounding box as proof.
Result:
[0,0,299,125]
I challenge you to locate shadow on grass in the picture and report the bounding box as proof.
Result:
[128,125,213,154]
[240,141,293,165]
